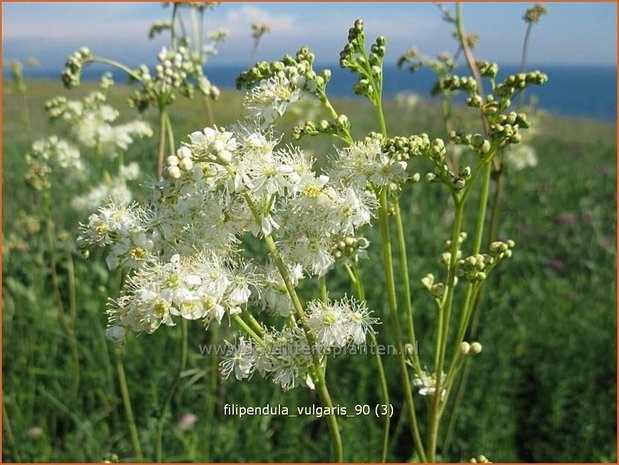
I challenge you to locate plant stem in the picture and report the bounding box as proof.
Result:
[315,378,344,462]
[87,56,142,82]
[426,196,464,462]
[441,95,459,172]
[519,22,534,107]
[487,171,504,246]
[232,314,265,347]
[240,192,343,461]
[164,112,176,157]
[170,3,179,49]
[65,249,80,400]
[156,109,167,179]
[377,190,427,462]
[202,327,219,461]
[201,95,215,127]
[261,234,343,462]
[2,400,21,462]
[114,349,144,461]
[319,275,328,303]
[393,200,422,374]
[243,311,266,337]
[348,264,391,463]
[155,319,188,462]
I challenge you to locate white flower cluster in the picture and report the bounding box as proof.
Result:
[25,136,85,191]
[503,143,538,171]
[239,55,325,126]
[72,162,141,213]
[221,296,376,390]
[46,80,153,159]
[80,77,387,391]
[220,328,313,391]
[244,74,303,125]
[331,135,409,189]
[131,44,221,109]
[413,371,446,398]
[106,253,250,341]
[306,296,377,349]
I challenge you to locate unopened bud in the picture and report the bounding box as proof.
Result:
[460,341,471,355]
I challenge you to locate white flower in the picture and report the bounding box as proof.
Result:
[343,297,378,345]
[307,300,350,349]
[306,296,377,350]
[503,144,538,171]
[220,338,255,380]
[413,371,446,398]
[188,126,237,164]
[243,76,301,125]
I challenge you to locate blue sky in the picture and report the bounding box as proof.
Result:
[3,2,617,72]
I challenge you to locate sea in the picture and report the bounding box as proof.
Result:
[13,64,617,123]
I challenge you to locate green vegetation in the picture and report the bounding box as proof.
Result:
[3,78,616,462]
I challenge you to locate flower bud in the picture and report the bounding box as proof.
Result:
[471,342,483,354]
[460,341,471,355]
[168,165,181,179]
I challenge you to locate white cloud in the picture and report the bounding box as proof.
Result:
[3,4,157,44]
[220,5,298,36]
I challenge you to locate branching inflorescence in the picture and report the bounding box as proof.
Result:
[69,5,547,463]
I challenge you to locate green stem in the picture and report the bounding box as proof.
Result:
[243,311,265,337]
[427,196,464,462]
[440,95,459,172]
[393,200,422,375]
[232,314,265,347]
[201,95,215,127]
[349,264,391,463]
[319,275,328,303]
[156,109,167,179]
[519,22,533,107]
[262,234,343,461]
[65,249,80,400]
[316,380,344,462]
[472,161,493,254]
[114,349,144,461]
[164,112,176,157]
[442,358,469,453]
[202,327,219,461]
[20,90,33,142]
[43,211,65,316]
[487,170,504,246]
[2,400,22,462]
[240,192,343,461]
[170,3,179,49]
[155,319,188,462]
[377,190,427,462]
[87,56,142,82]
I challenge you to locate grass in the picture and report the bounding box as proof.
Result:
[2,77,616,462]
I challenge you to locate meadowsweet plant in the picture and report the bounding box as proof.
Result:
[250,22,271,64]
[28,73,152,212]
[62,3,226,178]
[74,4,549,460]
[6,58,38,138]
[398,14,548,450]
